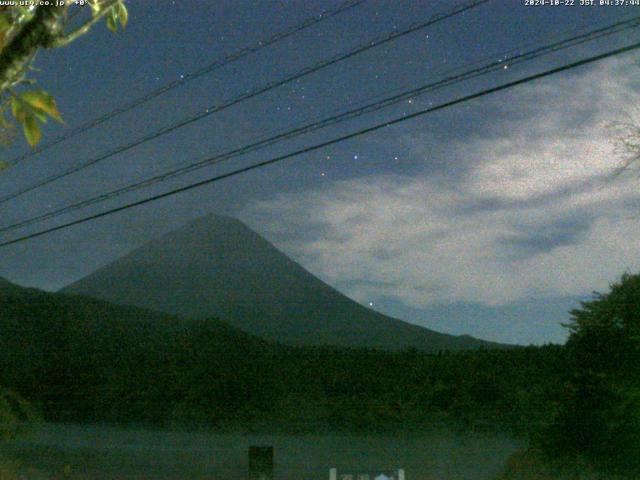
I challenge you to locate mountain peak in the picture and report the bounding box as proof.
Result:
[62,215,501,352]
[183,213,247,230]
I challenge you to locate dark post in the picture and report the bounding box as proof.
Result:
[249,445,274,480]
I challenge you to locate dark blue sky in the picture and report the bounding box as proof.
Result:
[1,0,639,344]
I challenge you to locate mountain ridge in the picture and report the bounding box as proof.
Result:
[0,273,552,433]
[62,214,506,351]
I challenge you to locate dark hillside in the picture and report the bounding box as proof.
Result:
[1,278,561,432]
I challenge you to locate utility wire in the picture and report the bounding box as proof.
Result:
[4,0,368,167]
[0,0,490,205]
[2,15,638,234]
[1,40,638,248]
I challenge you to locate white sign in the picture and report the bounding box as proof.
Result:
[329,468,405,480]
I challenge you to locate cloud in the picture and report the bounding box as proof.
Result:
[243,57,640,308]
[498,215,594,259]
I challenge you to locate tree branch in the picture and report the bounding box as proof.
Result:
[50,1,120,48]
[0,6,66,93]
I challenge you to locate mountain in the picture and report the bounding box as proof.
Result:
[62,215,503,351]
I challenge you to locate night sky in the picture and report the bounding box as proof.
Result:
[1,0,639,344]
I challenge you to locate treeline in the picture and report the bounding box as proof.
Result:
[0,275,638,477]
[0,283,564,434]
[537,273,640,476]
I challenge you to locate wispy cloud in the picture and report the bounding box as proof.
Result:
[244,57,640,309]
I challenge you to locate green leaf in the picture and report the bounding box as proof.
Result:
[89,0,101,16]
[21,90,63,123]
[0,14,11,48]
[0,13,11,31]
[31,109,47,123]
[118,2,128,28]
[15,6,33,19]
[106,9,118,33]
[0,160,8,172]
[11,96,27,122]
[22,113,41,147]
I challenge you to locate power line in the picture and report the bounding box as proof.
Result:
[4,0,368,167]
[1,40,638,249]
[2,15,638,235]
[0,0,491,206]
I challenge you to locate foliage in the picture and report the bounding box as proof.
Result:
[9,89,62,148]
[542,273,640,476]
[2,274,637,478]
[0,281,564,435]
[0,1,127,164]
[496,447,630,480]
[612,120,640,174]
[0,388,36,442]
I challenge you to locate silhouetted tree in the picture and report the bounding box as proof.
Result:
[549,273,640,475]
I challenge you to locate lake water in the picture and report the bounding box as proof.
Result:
[0,424,522,479]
